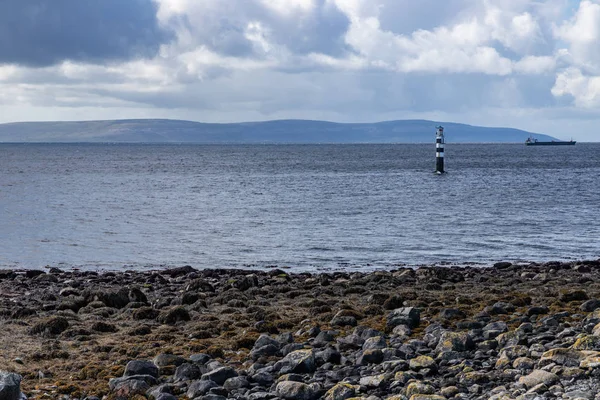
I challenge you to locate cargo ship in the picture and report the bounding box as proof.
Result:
[525,136,576,146]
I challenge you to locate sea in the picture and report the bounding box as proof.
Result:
[0,143,598,272]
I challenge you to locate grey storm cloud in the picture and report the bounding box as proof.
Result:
[0,0,173,67]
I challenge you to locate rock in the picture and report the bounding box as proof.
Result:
[187,380,218,398]
[438,308,466,320]
[28,316,69,336]
[356,349,384,366]
[223,376,250,391]
[275,381,318,400]
[0,372,23,400]
[251,344,280,360]
[362,336,387,350]
[539,348,584,367]
[323,382,357,400]
[277,349,316,374]
[409,396,446,400]
[90,321,117,333]
[98,288,130,308]
[560,290,588,302]
[572,335,600,350]
[158,306,190,325]
[526,306,549,316]
[436,331,474,352]
[387,307,420,330]
[409,355,436,371]
[330,311,357,327]
[494,262,512,269]
[581,299,600,312]
[109,376,158,397]
[153,354,186,368]
[132,307,159,320]
[174,363,202,381]
[124,360,159,378]
[405,382,435,397]
[359,374,388,389]
[254,334,282,349]
[201,366,238,385]
[518,370,559,389]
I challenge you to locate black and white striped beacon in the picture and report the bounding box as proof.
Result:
[435,125,445,174]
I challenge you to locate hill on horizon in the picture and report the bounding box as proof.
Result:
[0,119,557,143]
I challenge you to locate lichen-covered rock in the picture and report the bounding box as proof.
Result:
[409,355,436,371]
[436,331,474,352]
[539,348,584,367]
[275,381,319,400]
[405,382,435,397]
[572,335,600,350]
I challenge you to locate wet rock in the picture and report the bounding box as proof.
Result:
[98,288,130,309]
[132,307,160,320]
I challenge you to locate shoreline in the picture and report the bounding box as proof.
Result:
[1,259,600,399]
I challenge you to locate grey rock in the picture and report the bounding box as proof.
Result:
[275,381,318,400]
[386,307,420,330]
[124,360,159,378]
[254,334,281,350]
[201,366,238,385]
[153,353,186,368]
[0,372,23,400]
[187,380,218,398]
[223,376,249,391]
[174,362,202,382]
[277,349,316,374]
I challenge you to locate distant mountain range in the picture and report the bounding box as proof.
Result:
[0,119,557,143]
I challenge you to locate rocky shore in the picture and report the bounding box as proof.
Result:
[2,260,600,400]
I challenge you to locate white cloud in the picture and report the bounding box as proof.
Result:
[3,0,600,141]
[554,0,600,73]
[552,67,600,107]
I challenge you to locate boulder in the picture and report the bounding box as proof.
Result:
[0,372,24,400]
[275,381,318,400]
[124,360,159,378]
[387,307,420,330]
[518,370,559,389]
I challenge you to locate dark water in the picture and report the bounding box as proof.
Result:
[1,143,598,271]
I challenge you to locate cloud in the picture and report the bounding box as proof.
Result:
[3,0,600,141]
[0,0,172,67]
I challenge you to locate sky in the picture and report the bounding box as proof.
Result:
[1,0,600,141]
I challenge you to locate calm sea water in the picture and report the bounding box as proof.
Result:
[0,143,598,271]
